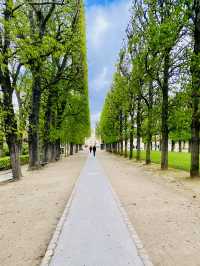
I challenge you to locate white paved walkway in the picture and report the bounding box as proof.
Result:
[49,155,144,266]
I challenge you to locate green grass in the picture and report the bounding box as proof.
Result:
[129,150,191,172]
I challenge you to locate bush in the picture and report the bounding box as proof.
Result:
[20,155,29,165]
[21,143,29,155]
[0,157,10,170]
[0,155,29,171]
[2,144,9,157]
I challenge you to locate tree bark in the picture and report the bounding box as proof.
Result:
[188,140,191,153]
[55,139,61,160]
[129,110,134,160]
[50,143,57,161]
[116,142,119,154]
[0,138,3,157]
[146,82,153,164]
[70,142,74,155]
[44,143,51,162]
[119,111,123,155]
[154,136,157,150]
[2,88,22,179]
[159,137,162,151]
[183,140,186,150]
[75,144,79,153]
[124,138,128,158]
[178,140,182,152]
[136,96,141,161]
[28,66,41,169]
[0,1,22,180]
[190,0,200,177]
[64,142,67,157]
[79,144,83,151]
[171,140,175,152]
[124,114,128,158]
[161,52,170,170]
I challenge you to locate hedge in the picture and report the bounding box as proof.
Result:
[0,155,29,171]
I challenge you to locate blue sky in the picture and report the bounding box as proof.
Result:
[86,0,115,5]
[85,0,130,128]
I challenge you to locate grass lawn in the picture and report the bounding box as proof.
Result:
[130,150,191,172]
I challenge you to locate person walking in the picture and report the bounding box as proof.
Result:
[89,146,92,154]
[92,145,96,157]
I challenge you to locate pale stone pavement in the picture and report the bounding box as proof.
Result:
[49,154,144,266]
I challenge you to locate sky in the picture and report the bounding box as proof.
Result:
[85,0,131,128]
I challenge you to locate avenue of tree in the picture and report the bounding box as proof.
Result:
[98,0,200,177]
[0,0,90,180]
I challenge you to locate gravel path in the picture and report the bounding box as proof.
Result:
[98,151,200,266]
[49,155,145,266]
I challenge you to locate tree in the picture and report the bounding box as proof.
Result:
[0,0,23,179]
[190,0,200,177]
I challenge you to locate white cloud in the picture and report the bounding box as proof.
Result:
[91,66,110,91]
[90,12,110,49]
[91,111,101,127]
[86,0,131,128]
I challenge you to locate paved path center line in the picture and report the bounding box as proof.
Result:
[49,155,144,266]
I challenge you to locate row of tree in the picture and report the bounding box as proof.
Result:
[0,0,90,180]
[98,0,200,177]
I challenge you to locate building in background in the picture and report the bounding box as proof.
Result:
[85,128,100,148]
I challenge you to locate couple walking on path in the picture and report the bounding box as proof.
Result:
[89,145,96,157]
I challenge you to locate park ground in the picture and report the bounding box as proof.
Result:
[99,152,200,266]
[0,152,86,266]
[1,150,200,266]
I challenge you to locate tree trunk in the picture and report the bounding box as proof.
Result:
[55,139,61,160]
[64,142,67,157]
[190,1,200,177]
[124,114,128,158]
[154,136,157,150]
[28,67,41,169]
[0,139,3,157]
[129,112,134,160]
[178,140,182,152]
[1,79,22,179]
[67,142,69,156]
[120,140,123,156]
[70,142,74,155]
[183,140,186,150]
[79,144,83,151]
[116,142,119,154]
[44,143,51,162]
[50,143,57,161]
[124,139,128,158]
[188,140,191,153]
[0,2,22,179]
[9,142,22,180]
[114,143,116,153]
[171,140,175,152]
[119,111,123,155]
[75,144,78,153]
[43,89,53,163]
[136,96,141,161]
[159,137,162,151]
[146,82,153,164]
[161,52,170,170]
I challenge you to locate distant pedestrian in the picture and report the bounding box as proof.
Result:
[89,146,92,154]
[93,145,96,157]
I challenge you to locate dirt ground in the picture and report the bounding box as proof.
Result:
[98,151,200,266]
[0,152,87,266]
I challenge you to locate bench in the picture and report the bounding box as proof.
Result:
[40,161,48,167]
